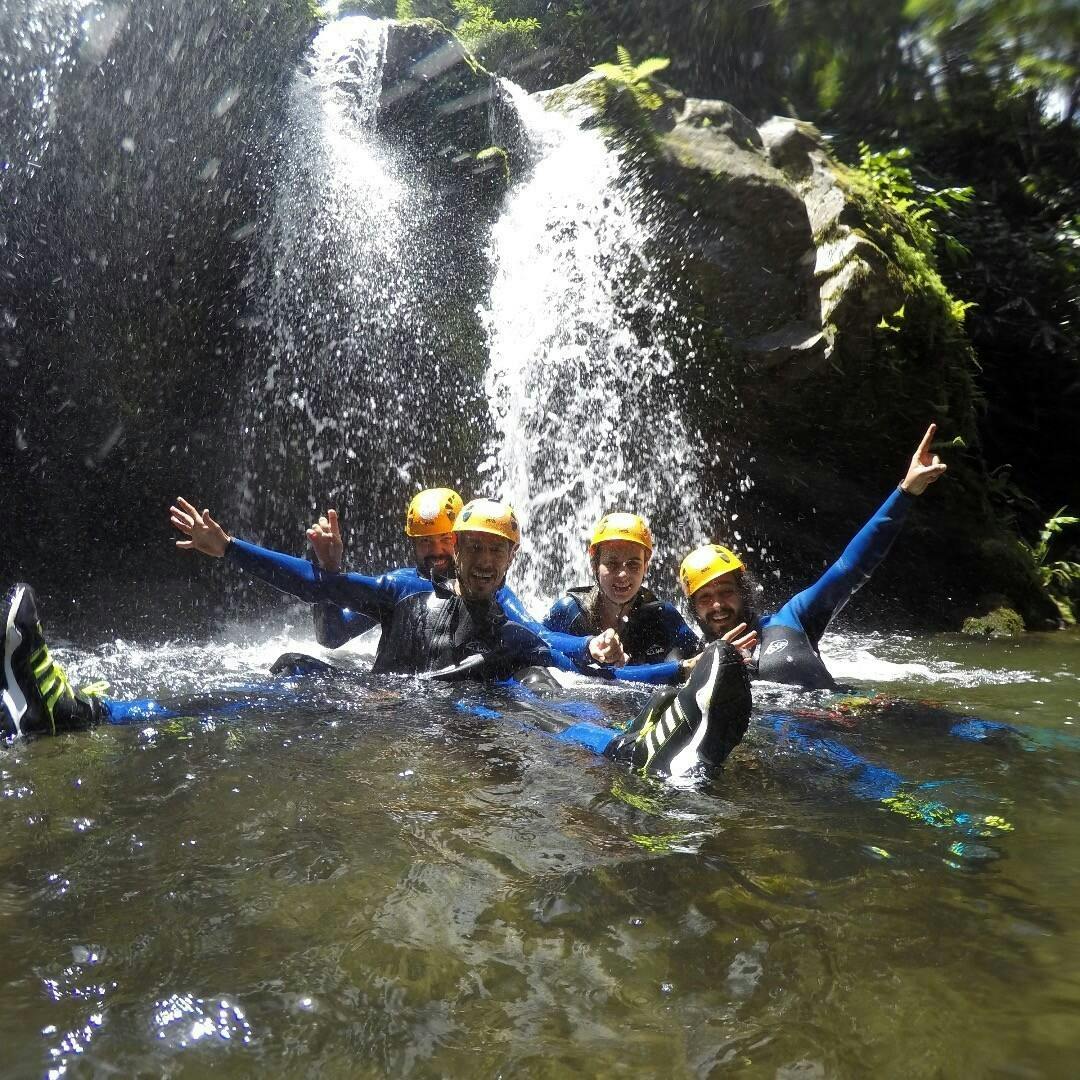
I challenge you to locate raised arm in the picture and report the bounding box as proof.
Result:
[307,509,343,573]
[171,496,231,556]
[170,497,411,617]
[899,422,948,496]
[776,423,947,646]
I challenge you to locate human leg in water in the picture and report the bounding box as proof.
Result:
[2,584,109,738]
[765,714,1014,837]
[603,641,752,777]
[1,585,357,738]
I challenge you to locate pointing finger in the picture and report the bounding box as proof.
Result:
[916,423,937,458]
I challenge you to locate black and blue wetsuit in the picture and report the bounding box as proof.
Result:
[312,565,558,655]
[226,540,596,668]
[544,585,701,685]
[745,486,914,690]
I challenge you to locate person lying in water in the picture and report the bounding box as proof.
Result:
[0,500,752,777]
[544,512,758,685]
[678,424,948,691]
[210,488,625,669]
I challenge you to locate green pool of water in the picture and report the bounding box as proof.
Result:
[1,628,1077,1077]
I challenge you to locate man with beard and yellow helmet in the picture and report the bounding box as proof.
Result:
[303,488,462,648]
[680,425,948,690]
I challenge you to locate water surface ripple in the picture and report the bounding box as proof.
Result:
[1,628,1078,1077]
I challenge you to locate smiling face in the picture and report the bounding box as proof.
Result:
[454,531,515,602]
[594,539,649,608]
[412,532,455,578]
[691,574,746,639]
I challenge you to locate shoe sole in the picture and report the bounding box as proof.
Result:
[666,644,724,778]
[3,584,28,736]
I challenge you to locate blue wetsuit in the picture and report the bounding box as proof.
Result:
[545,585,701,685]
[742,486,914,690]
[225,539,597,668]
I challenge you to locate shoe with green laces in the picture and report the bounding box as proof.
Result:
[2,584,104,739]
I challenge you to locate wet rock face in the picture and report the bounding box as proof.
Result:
[378,19,514,197]
[655,99,818,358]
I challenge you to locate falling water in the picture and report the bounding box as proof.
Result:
[0,0,93,199]
[479,83,710,607]
[238,15,483,561]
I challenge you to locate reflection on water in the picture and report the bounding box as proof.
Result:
[1,626,1078,1076]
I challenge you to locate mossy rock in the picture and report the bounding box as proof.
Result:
[961,604,1026,637]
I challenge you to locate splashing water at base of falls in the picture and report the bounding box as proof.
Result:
[479,84,710,607]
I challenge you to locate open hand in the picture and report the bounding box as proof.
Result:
[589,627,626,666]
[900,423,948,496]
[170,496,231,557]
[681,622,758,678]
[307,509,343,572]
[721,621,758,659]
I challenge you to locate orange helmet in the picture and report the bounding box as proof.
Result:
[679,544,744,596]
[405,488,463,537]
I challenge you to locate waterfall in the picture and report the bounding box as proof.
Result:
[239,15,481,563]
[0,0,93,201]
[479,83,709,608]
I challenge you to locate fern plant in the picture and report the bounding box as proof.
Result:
[1021,507,1080,592]
[591,46,670,113]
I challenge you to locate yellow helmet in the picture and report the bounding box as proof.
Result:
[405,488,463,537]
[679,544,745,596]
[588,512,654,554]
[452,498,521,545]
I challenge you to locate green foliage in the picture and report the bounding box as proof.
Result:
[1021,508,1080,592]
[853,143,973,256]
[846,141,978,363]
[454,0,538,40]
[395,0,414,18]
[591,45,670,111]
[452,1,539,70]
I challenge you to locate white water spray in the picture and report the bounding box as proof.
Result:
[480,84,708,607]
[239,16,455,548]
[0,0,95,199]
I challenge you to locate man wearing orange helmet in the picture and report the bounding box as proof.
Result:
[680,425,948,690]
[544,512,756,684]
[304,488,495,648]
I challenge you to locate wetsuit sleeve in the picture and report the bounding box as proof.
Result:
[225,538,417,617]
[497,587,595,665]
[658,602,702,658]
[608,659,683,685]
[313,603,376,649]
[771,487,914,647]
[307,551,378,648]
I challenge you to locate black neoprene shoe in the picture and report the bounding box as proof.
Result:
[604,641,752,777]
[2,584,102,739]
